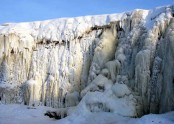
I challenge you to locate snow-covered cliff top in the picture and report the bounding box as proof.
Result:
[0,13,127,42]
[0,5,172,62]
[0,4,173,44]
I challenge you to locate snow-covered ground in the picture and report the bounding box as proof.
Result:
[0,104,173,124]
[0,104,57,124]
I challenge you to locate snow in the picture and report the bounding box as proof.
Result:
[0,4,172,45]
[0,104,57,124]
[0,13,126,43]
[79,77,136,117]
[144,4,173,29]
[111,83,131,98]
[0,104,173,124]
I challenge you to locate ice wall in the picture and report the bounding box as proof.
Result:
[0,5,174,117]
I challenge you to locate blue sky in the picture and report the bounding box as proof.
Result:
[0,0,173,24]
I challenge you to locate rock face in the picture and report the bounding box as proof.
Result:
[0,5,174,117]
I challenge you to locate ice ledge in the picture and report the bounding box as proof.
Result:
[1,3,173,43]
[0,10,150,43]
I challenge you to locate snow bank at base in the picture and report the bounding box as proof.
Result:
[0,104,57,124]
[78,74,136,117]
[0,104,173,124]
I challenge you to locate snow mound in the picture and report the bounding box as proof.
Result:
[112,83,131,98]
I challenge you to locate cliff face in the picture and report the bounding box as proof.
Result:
[0,5,174,117]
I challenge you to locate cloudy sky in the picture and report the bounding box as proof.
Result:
[0,0,173,24]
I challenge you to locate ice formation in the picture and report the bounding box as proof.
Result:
[0,4,174,119]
